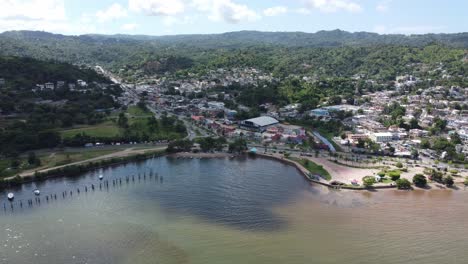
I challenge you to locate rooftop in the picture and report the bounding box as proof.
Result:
[244,116,279,127]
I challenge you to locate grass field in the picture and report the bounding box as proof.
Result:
[0,158,39,179]
[127,105,153,117]
[60,122,122,139]
[292,157,332,180]
[1,148,128,179]
[40,149,119,167]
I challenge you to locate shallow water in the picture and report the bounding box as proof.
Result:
[1,156,468,264]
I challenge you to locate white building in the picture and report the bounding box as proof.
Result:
[45,82,55,90]
[371,132,393,143]
[207,101,225,110]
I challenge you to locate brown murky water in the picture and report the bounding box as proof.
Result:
[1,157,467,264]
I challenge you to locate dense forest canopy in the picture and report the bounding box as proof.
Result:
[0,56,121,155]
[0,30,466,81]
[0,56,110,89]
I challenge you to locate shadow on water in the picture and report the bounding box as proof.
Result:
[2,156,316,232]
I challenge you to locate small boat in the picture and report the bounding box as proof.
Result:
[7,193,14,201]
[33,189,41,196]
[99,174,104,180]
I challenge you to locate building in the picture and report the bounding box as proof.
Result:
[371,132,393,143]
[240,116,279,132]
[57,81,65,88]
[0,78,5,86]
[44,82,55,90]
[348,134,369,142]
[207,101,225,110]
[309,108,330,118]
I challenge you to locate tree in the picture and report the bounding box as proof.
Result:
[412,174,427,187]
[328,96,342,105]
[450,133,462,145]
[409,118,420,129]
[117,113,129,128]
[396,178,411,189]
[27,152,41,166]
[363,176,376,188]
[388,171,401,181]
[228,139,247,153]
[411,149,419,159]
[464,177,468,186]
[420,138,431,149]
[10,159,20,169]
[395,162,403,168]
[444,175,454,187]
[431,170,444,183]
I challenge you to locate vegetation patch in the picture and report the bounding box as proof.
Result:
[291,158,331,180]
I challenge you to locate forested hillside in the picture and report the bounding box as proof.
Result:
[0,30,466,81]
[0,56,121,155]
[0,56,109,89]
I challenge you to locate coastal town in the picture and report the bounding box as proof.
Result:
[90,64,467,189]
[1,1,468,262]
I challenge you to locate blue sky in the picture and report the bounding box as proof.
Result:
[0,0,466,35]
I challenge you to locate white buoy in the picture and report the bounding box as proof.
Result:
[99,174,104,180]
[33,189,40,196]
[7,193,14,201]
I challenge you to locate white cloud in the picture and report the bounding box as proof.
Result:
[121,23,139,31]
[296,8,312,15]
[376,0,391,12]
[0,0,66,21]
[304,0,362,13]
[0,0,74,33]
[96,3,128,23]
[192,0,260,23]
[263,6,288,17]
[129,0,185,16]
[162,16,196,27]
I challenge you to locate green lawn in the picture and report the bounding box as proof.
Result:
[41,149,119,167]
[60,122,121,139]
[127,105,153,117]
[292,158,332,180]
[1,148,127,179]
[0,158,39,179]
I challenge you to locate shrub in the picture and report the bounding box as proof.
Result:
[362,176,376,188]
[388,170,401,181]
[444,175,454,187]
[464,177,468,186]
[412,174,427,187]
[431,170,444,183]
[395,162,403,168]
[396,178,411,189]
[377,171,386,177]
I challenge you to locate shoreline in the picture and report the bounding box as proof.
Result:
[256,152,467,192]
[169,152,235,159]
[1,149,466,193]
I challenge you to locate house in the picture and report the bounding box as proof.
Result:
[45,82,55,90]
[57,81,65,88]
[77,80,87,87]
[309,108,330,118]
[207,101,225,110]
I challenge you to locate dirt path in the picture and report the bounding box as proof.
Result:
[12,146,167,179]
